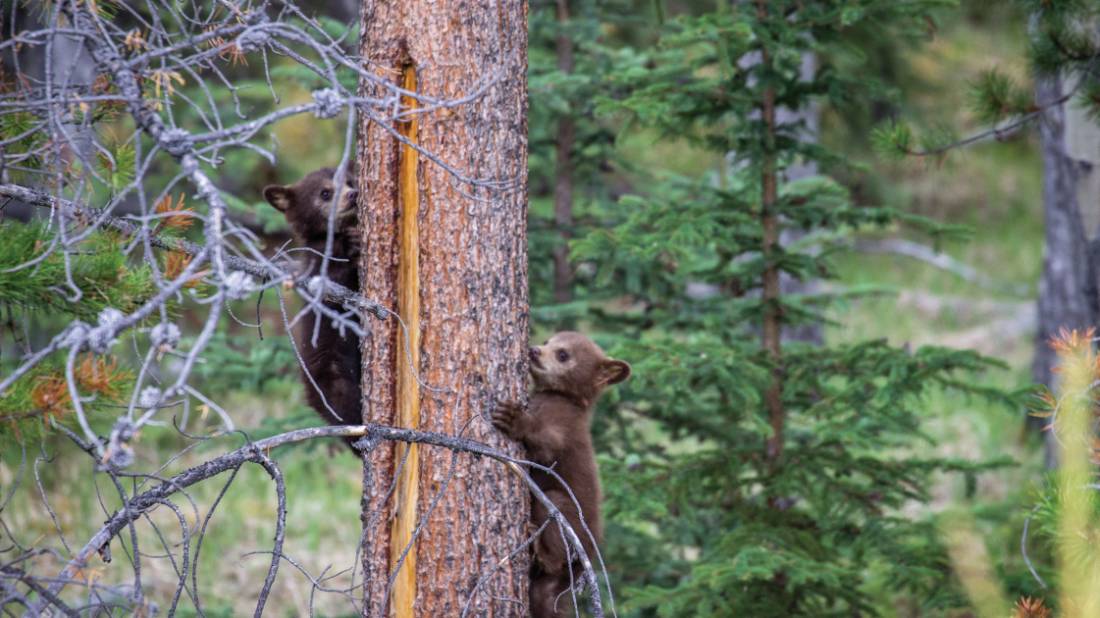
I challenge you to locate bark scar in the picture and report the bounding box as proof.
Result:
[390,61,421,618]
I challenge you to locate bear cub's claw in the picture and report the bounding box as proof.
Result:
[491,400,524,438]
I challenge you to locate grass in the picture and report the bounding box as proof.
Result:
[2,391,364,617]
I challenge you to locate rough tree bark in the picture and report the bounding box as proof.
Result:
[356,2,531,617]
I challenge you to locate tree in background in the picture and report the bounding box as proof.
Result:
[1023,0,1100,602]
[977,1,1100,605]
[1023,2,1100,471]
[528,0,1013,614]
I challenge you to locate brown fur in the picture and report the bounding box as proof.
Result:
[492,331,630,618]
[263,167,361,451]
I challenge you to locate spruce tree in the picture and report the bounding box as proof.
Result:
[529,1,1013,614]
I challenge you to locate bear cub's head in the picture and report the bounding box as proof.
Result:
[529,331,630,406]
[263,167,358,246]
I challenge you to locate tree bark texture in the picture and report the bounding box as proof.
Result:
[1033,75,1093,394]
[1032,74,1096,466]
[356,2,530,616]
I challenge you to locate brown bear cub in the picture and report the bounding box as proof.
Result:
[263,167,361,450]
[492,331,630,618]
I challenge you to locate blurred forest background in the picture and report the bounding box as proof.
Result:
[3,0,1099,616]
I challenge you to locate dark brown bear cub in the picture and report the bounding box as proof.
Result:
[263,167,361,450]
[492,331,630,618]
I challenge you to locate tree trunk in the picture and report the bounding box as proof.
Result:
[1032,73,1095,466]
[356,2,530,616]
[755,1,784,464]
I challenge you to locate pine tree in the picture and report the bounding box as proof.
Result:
[0,219,160,444]
[529,1,1014,614]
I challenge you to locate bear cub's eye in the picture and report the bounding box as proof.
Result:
[556,350,569,362]
[320,189,333,200]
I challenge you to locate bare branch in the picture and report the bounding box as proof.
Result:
[26,424,607,617]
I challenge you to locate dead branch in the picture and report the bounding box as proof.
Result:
[27,424,606,618]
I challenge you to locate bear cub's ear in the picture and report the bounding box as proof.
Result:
[598,359,631,387]
[263,185,292,212]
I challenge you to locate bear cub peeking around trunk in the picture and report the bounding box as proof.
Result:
[263,167,361,451]
[492,331,630,618]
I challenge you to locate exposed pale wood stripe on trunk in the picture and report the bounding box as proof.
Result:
[390,64,421,618]
[358,2,530,613]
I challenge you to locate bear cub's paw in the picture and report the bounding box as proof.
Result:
[491,400,526,440]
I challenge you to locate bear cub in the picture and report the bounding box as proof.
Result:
[492,331,630,618]
[263,167,361,449]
